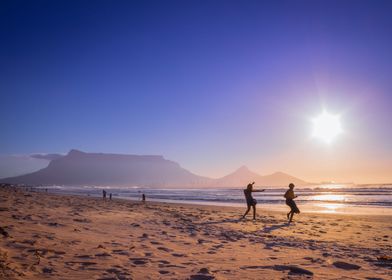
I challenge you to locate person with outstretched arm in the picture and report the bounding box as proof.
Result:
[241,182,265,220]
[284,183,300,223]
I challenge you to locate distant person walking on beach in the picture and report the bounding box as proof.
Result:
[142,193,146,203]
[284,183,300,223]
[241,182,265,220]
[102,190,107,200]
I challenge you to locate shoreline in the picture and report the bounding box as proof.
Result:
[23,185,392,216]
[22,191,392,219]
[1,185,391,279]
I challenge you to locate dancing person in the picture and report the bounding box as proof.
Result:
[284,183,300,223]
[241,182,265,220]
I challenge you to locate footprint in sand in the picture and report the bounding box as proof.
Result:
[105,268,132,279]
[333,261,361,270]
[20,239,36,246]
[189,271,216,280]
[112,249,130,256]
[42,267,54,274]
[75,254,94,259]
[95,252,111,257]
[65,261,97,266]
[157,246,173,252]
[159,270,171,275]
[130,258,148,265]
[172,253,187,257]
[73,218,91,223]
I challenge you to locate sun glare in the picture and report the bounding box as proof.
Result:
[312,111,342,144]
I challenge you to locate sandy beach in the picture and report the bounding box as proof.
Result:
[0,186,391,280]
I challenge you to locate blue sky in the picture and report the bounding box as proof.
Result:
[1,0,392,183]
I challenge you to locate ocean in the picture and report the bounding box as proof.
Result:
[34,184,392,215]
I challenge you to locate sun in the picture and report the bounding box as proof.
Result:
[312,111,342,143]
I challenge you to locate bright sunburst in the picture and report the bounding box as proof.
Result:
[312,111,342,144]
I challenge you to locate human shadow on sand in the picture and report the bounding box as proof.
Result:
[197,218,242,225]
[262,223,290,233]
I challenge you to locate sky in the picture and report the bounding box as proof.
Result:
[1,0,392,183]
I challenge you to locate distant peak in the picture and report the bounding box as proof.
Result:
[237,165,249,171]
[68,149,84,155]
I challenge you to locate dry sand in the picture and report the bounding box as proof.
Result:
[0,185,391,280]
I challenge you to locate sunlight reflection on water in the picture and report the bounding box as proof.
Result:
[311,194,347,202]
[315,203,343,213]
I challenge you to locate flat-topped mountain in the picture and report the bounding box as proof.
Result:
[0,150,211,187]
[0,150,309,187]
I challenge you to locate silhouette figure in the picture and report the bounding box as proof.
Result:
[109,193,112,200]
[284,183,300,223]
[142,193,146,202]
[102,189,107,200]
[241,182,265,220]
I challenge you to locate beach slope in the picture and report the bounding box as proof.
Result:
[0,186,391,279]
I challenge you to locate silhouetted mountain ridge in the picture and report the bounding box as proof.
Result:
[1,150,210,187]
[214,166,307,187]
[0,150,309,187]
[30,153,63,161]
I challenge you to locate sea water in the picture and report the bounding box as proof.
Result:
[36,184,392,215]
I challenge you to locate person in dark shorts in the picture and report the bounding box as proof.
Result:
[241,182,265,220]
[284,183,300,223]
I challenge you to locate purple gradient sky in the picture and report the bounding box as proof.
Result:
[1,1,392,183]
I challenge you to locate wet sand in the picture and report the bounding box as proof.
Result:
[0,186,391,279]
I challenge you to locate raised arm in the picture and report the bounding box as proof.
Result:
[252,189,265,192]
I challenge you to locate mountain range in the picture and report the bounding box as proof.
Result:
[0,149,308,188]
